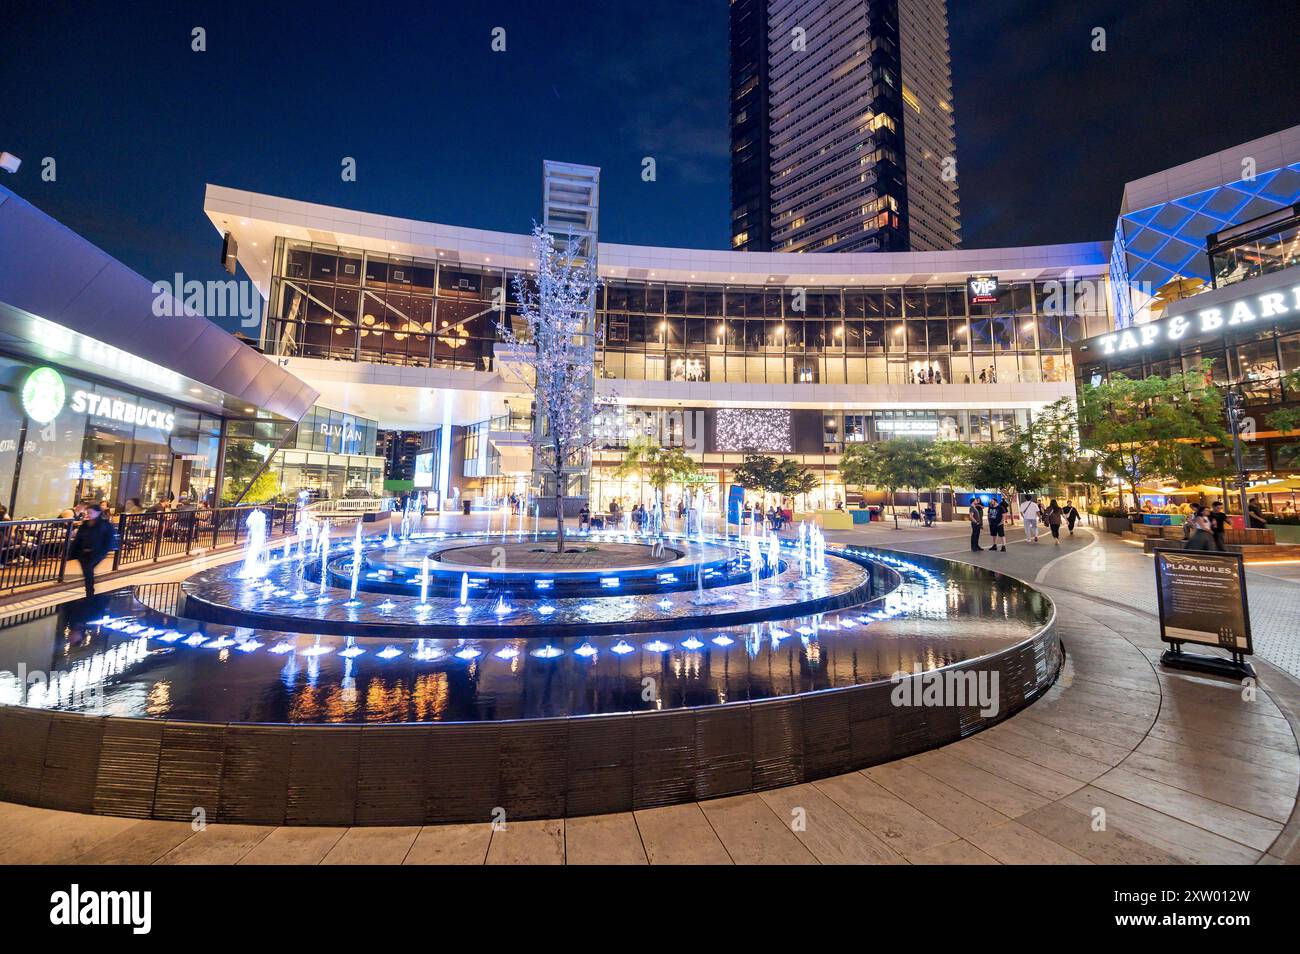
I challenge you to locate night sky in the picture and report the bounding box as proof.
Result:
[2,0,1297,330]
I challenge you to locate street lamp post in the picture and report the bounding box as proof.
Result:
[1225,388,1250,522]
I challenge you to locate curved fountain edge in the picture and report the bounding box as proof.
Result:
[0,552,1061,827]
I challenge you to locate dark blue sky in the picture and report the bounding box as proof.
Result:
[2,0,1297,327]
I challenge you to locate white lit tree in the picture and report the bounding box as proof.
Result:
[499,224,602,552]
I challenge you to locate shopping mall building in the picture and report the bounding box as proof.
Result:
[201,182,1111,513]
[198,125,1299,514]
[0,185,390,519]
[2,125,1296,518]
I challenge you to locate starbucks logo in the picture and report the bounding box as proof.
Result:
[21,366,66,424]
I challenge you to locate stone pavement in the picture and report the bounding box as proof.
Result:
[0,512,1296,864]
[829,516,1300,681]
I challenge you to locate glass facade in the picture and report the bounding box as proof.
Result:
[1074,316,1300,474]
[220,406,383,504]
[592,278,1105,385]
[580,403,1034,516]
[262,238,499,370]
[260,239,1106,386]
[0,355,221,518]
[1209,207,1300,290]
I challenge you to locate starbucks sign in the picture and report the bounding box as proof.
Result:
[21,366,66,424]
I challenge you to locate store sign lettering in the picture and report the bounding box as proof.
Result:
[1097,283,1300,356]
[319,423,360,449]
[70,390,175,432]
[967,275,999,304]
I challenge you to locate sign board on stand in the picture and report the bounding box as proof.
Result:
[1153,548,1254,678]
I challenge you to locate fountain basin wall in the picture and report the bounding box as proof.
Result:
[0,630,1058,826]
[0,544,1061,826]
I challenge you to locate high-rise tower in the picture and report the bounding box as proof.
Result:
[729,0,960,253]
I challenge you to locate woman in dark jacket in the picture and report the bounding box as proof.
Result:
[70,503,119,597]
[1045,499,1064,546]
[1062,502,1080,536]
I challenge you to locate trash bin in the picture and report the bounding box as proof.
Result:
[462,500,471,515]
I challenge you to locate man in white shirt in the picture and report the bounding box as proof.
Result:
[1019,497,1042,542]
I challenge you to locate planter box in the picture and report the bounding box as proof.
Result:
[1267,523,1300,545]
[1097,515,1131,534]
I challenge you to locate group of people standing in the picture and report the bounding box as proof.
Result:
[969,496,1079,552]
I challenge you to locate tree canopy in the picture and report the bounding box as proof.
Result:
[957,443,1042,494]
[613,435,702,491]
[1014,397,1090,491]
[1077,360,1228,504]
[1267,370,1300,435]
[731,454,817,499]
[839,438,950,527]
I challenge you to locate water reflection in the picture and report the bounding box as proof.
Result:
[0,548,1050,725]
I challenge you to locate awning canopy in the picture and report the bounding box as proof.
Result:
[0,184,317,421]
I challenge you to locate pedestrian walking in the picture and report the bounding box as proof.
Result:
[1063,501,1080,536]
[1019,496,1042,542]
[969,500,984,552]
[1045,499,1063,546]
[69,502,119,598]
[1209,500,1228,551]
[1184,506,1215,551]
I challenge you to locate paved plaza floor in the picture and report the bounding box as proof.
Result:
[1,512,1296,864]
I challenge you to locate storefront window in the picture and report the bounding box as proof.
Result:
[0,357,221,517]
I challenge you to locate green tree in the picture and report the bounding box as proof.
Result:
[839,438,945,528]
[1077,360,1228,508]
[221,440,283,504]
[655,446,702,490]
[1016,397,1090,493]
[731,454,781,495]
[1267,370,1300,435]
[958,443,1041,495]
[241,470,283,505]
[613,437,702,492]
[730,454,815,505]
[775,458,819,504]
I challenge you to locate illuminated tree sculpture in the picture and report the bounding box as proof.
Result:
[499,225,603,553]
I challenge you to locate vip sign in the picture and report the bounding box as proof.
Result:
[1095,282,1300,356]
[967,275,999,304]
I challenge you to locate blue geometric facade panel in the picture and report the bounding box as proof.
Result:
[1110,160,1300,327]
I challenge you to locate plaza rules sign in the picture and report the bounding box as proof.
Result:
[1154,550,1253,654]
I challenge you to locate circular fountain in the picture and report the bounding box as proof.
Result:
[176,527,876,637]
[0,519,1061,827]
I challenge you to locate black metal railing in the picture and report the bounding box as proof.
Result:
[0,519,75,593]
[113,504,299,571]
[0,505,300,595]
